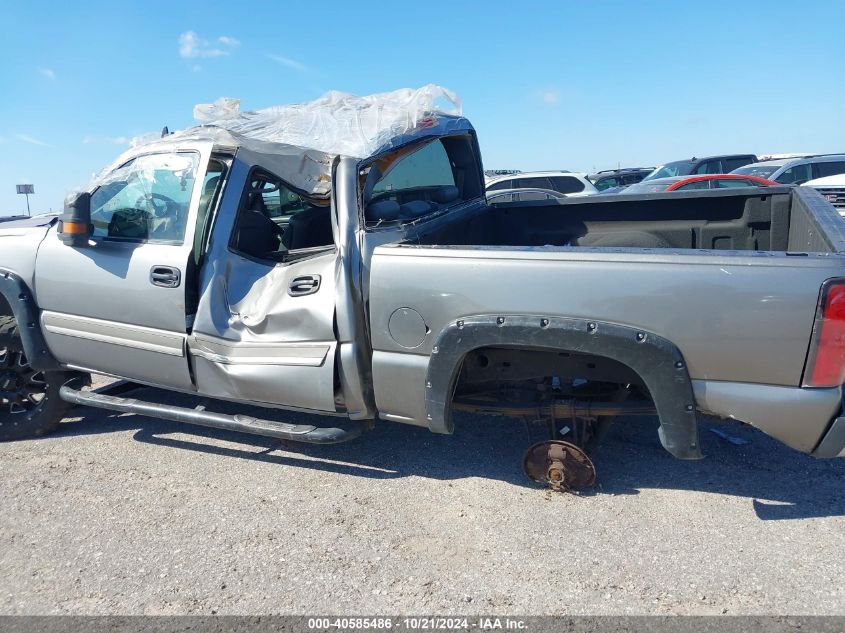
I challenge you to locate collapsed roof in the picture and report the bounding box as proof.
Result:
[95,84,470,196]
[192,83,464,158]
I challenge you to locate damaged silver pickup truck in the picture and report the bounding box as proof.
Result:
[2,87,845,488]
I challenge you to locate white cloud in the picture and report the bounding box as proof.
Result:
[16,133,51,147]
[217,36,240,47]
[179,30,239,59]
[266,53,307,72]
[82,135,130,145]
[38,67,56,80]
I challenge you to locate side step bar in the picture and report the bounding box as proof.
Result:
[59,384,367,445]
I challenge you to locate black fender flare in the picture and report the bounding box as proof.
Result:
[0,268,62,372]
[424,315,702,460]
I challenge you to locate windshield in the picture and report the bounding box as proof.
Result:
[730,165,779,178]
[89,152,199,242]
[643,160,694,180]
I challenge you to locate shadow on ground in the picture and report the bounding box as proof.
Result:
[53,385,845,521]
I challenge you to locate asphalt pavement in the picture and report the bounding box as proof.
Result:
[0,378,843,615]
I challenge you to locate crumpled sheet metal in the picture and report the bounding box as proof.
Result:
[84,127,335,198]
[192,84,462,159]
[226,263,288,332]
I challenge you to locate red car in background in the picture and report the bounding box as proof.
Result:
[621,174,779,194]
[667,174,780,191]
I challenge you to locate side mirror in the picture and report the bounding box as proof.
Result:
[58,192,92,247]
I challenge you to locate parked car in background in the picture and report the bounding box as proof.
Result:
[485,171,598,197]
[731,154,845,185]
[588,168,654,192]
[667,175,778,191]
[624,174,778,194]
[804,174,845,214]
[643,154,758,181]
[484,169,521,180]
[486,188,567,204]
[0,215,28,224]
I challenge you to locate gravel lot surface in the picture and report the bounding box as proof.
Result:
[1,376,843,615]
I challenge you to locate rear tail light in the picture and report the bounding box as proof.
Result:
[804,279,845,387]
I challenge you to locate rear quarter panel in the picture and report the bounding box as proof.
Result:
[368,246,845,424]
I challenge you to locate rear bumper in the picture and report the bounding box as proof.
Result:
[692,380,843,456]
[813,415,845,458]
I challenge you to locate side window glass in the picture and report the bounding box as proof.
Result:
[517,177,553,190]
[255,179,309,220]
[550,176,586,194]
[230,171,333,262]
[363,138,471,224]
[813,161,845,179]
[777,164,811,184]
[371,140,454,194]
[715,179,754,188]
[698,160,723,174]
[594,177,618,191]
[487,180,511,191]
[90,152,199,243]
[675,180,711,190]
[255,179,282,216]
[723,157,752,172]
[777,167,795,183]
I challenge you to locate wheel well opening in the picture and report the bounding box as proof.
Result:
[454,346,649,398]
[448,346,656,452]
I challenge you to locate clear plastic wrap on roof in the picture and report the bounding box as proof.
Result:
[192,84,462,158]
[80,85,468,199]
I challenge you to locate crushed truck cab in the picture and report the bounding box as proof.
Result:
[1,86,844,487]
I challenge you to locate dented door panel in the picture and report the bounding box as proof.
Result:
[190,248,338,411]
[189,153,339,412]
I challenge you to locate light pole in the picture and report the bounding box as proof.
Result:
[15,184,34,217]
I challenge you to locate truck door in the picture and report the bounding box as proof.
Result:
[35,147,216,390]
[188,155,339,413]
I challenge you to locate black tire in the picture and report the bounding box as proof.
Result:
[0,315,75,441]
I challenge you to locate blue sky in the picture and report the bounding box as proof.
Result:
[1,0,844,215]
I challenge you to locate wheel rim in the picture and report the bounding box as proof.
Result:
[0,346,48,415]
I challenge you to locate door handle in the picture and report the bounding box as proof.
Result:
[150,265,182,288]
[288,275,321,296]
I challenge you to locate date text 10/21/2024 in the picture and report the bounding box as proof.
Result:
[307,618,528,630]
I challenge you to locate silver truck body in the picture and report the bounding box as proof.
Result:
[3,114,845,461]
[368,235,844,453]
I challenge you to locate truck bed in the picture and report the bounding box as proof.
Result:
[414,186,845,254]
[368,186,845,453]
